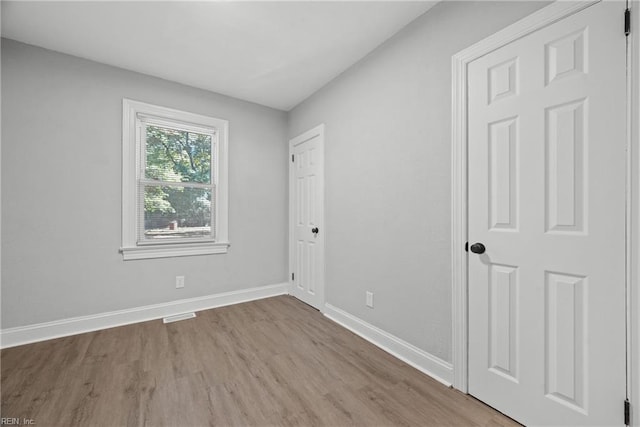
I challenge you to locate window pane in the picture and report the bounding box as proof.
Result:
[145,125,212,184]
[143,185,213,240]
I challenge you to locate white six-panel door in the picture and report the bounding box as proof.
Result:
[467,2,626,425]
[289,125,325,310]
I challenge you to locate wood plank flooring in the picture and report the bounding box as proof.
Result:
[1,296,517,426]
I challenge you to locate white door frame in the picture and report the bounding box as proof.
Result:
[451,3,638,423]
[288,124,326,311]
[630,1,640,424]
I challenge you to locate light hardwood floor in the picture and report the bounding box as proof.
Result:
[1,296,518,426]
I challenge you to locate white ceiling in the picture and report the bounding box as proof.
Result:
[1,1,437,111]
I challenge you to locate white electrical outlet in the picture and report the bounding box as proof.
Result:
[366,291,374,308]
[176,276,185,289]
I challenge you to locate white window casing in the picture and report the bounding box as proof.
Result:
[121,99,229,260]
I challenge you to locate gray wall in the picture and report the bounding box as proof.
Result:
[1,39,288,328]
[288,1,548,362]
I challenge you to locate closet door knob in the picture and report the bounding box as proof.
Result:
[470,243,486,254]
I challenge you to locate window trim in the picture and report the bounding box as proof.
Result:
[121,99,229,260]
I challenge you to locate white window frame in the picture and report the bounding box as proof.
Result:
[121,99,229,260]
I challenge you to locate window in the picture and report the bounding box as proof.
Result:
[121,99,229,260]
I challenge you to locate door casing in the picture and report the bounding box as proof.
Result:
[630,1,640,425]
[451,2,638,425]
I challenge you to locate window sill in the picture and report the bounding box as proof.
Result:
[120,242,230,260]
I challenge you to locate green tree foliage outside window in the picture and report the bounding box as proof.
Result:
[143,125,214,238]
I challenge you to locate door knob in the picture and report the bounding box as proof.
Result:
[470,243,486,254]
[312,227,319,234]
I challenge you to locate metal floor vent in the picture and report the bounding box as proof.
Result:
[163,312,196,324]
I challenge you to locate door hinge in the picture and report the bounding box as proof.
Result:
[465,241,469,252]
[291,272,295,281]
[625,399,630,426]
[291,154,295,162]
[625,8,631,36]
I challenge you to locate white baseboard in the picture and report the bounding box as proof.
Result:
[324,303,453,386]
[1,282,288,349]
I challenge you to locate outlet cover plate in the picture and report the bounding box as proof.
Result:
[366,291,374,308]
[176,276,185,289]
